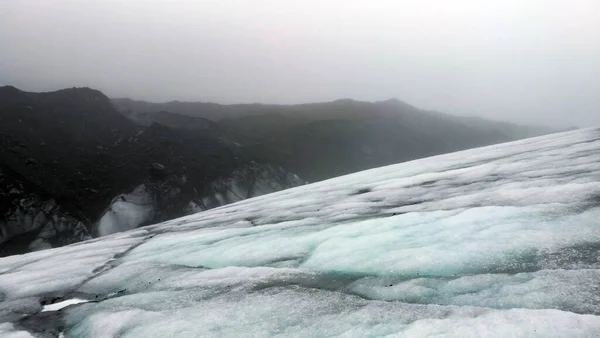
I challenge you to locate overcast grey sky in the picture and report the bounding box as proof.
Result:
[1,0,599,127]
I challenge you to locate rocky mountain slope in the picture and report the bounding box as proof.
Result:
[0,86,304,256]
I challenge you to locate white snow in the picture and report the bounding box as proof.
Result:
[42,298,89,312]
[1,127,600,337]
[96,184,155,237]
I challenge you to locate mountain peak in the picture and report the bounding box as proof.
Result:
[53,87,110,102]
[379,98,412,107]
[0,85,24,96]
[333,98,359,104]
[0,85,21,92]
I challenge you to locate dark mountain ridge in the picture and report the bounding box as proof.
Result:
[114,95,558,181]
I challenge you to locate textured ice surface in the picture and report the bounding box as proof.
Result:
[1,128,600,337]
[0,323,34,338]
[0,231,148,300]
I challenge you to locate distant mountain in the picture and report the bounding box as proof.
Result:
[114,97,558,182]
[113,97,292,121]
[121,109,225,133]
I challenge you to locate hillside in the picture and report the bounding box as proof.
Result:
[114,97,557,181]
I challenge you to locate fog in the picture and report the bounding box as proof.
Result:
[1,0,599,127]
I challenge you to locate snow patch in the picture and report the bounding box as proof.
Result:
[42,298,89,312]
[97,184,155,237]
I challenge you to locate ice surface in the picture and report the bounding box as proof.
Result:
[400,309,600,338]
[0,298,41,323]
[1,128,600,337]
[0,231,147,300]
[0,323,34,338]
[63,287,600,338]
[347,269,600,314]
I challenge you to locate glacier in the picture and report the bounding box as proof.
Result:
[1,128,600,337]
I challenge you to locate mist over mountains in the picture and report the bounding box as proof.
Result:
[114,96,557,181]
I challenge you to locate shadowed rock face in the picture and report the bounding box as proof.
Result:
[0,164,92,256]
